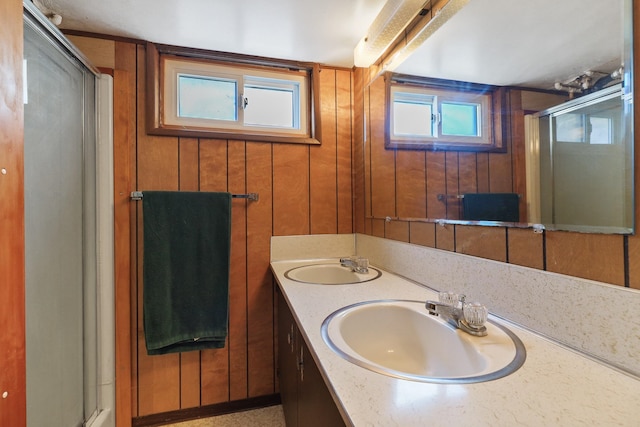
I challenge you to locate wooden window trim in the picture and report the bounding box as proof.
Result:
[146,42,322,145]
[385,73,507,152]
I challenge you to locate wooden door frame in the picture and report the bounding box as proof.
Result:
[0,0,26,426]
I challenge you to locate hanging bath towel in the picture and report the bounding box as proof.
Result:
[462,193,520,222]
[142,191,231,355]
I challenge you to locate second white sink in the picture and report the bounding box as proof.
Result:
[322,300,526,383]
[285,263,381,285]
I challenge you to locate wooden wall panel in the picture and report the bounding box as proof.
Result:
[114,41,137,426]
[409,222,436,247]
[426,152,447,219]
[245,142,275,397]
[507,228,544,270]
[180,351,201,409]
[545,232,625,285]
[476,153,490,193]
[0,1,25,425]
[179,138,200,191]
[200,346,229,406]
[66,35,115,69]
[311,68,338,233]
[372,218,385,238]
[435,224,455,251]
[363,79,372,231]
[488,89,514,194]
[385,220,409,242]
[228,141,249,400]
[627,236,640,290]
[199,139,231,405]
[337,70,354,233]
[369,77,396,218]
[396,151,426,218]
[353,68,366,233]
[455,226,507,262]
[458,153,478,195]
[273,143,310,236]
[445,152,460,219]
[509,92,528,222]
[487,147,513,193]
[199,139,228,190]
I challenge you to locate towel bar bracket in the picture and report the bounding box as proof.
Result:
[232,193,259,201]
[130,191,259,202]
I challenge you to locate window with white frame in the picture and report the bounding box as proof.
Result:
[160,55,313,141]
[387,77,501,151]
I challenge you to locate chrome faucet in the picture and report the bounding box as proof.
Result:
[339,257,369,274]
[425,293,488,337]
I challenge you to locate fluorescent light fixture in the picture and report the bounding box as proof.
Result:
[382,0,470,71]
[354,0,427,68]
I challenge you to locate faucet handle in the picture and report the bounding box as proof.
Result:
[463,302,488,328]
[356,257,369,272]
[438,291,459,306]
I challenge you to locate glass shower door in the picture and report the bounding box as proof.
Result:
[23,12,98,427]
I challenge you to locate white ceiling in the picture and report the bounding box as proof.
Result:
[42,0,387,67]
[38,0,625,90]
[394,0,624,90]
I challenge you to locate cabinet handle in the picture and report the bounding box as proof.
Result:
[299,346,304,382]
[289,323,295,353]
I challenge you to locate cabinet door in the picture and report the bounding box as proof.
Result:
[278,290,299,427]
[297,339,346,427]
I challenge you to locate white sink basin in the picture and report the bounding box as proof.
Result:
[284,263,381,285]
[322,300,526,383]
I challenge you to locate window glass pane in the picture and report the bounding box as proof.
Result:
[393,101,433,136]
[589,117,612,144]
[441,102,480,136]
[555,113,585,142]
[244,83,296,128]
[178,75,237,121]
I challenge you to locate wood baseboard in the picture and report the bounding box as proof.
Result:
[132,394,282,427]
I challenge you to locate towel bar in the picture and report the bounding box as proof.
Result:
[437,193,521,202]
[130,191,259,201]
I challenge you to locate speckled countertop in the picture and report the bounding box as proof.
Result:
[271,258,640,427]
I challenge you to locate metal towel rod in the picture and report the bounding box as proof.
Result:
[130,191,259,201]
[437,193,521,202]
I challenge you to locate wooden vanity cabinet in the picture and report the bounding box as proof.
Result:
[277,289,346,427]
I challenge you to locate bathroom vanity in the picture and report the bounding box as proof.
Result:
[271,234,640,426]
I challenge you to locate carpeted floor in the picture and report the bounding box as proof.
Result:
[165,405,286,427]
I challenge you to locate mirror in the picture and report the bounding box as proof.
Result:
[363,0,633,234]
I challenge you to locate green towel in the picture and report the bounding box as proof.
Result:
[142,191,231,355]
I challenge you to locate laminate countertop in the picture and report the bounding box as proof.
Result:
[271,258,640,427]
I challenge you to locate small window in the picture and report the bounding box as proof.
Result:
[386,75,504,151]
[163,57,308,137]
[440,101,481,137]
[147,43,320,144]
[243,76,300,128]
[551,89,620,146]
[178,74,238,121]
[555,113,613,145]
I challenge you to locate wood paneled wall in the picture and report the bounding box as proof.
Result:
[0,1,26,426]
[355,63,640,289]
[113,41,354,423]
